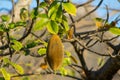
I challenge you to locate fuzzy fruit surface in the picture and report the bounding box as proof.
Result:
[47,34,64,71]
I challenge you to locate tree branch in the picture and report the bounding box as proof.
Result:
[94,56,120,80]
[70,0,103,26]
[12,72,82,80]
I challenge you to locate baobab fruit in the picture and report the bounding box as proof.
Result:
[47,34,64,71]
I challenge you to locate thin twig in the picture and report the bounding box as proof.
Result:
[68,14,76,36]
[76,0,94,8]
[100,5,109,42]
[31,29,47,39]
[70,0,103,26]
[103,36,119,42]
[71,64,83,69]
[87,40,99,48]
[74,38,109,56]
[12,72,82,80]
[71,41,89,79]
[76,28,108,36]
[11,0,15,22]
[6,32,12,57]
[69,65,81,73]
[18,0,39,41]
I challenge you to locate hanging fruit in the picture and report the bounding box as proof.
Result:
[46,34,64,71]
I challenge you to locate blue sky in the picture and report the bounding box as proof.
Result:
[0,0,37,13]
[0,0,120,26]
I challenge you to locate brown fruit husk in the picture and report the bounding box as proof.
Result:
[67,27,74,39]
[47,34,64,71]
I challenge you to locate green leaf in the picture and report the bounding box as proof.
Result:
[20,8,28,21]
[38,48,46,55]
[62,20,69,31]
[47,20,59,34]
[97,57,104,67]
[55,4,62,22]
[12,40,23,51]
[59,67,68,76]
[39,2,48,8]
[62,2,76,16]
[10,62,24,75]
[30,9,35,19]
[62,15,67,22]
[0,24,5,32]
[23,49,30,56]
[1,15,10,22]
[109,27,120,35]
[15,21,26,27]
[65,51,71,57]
[26,41,38,48]
[38,13,48,18]
[62,58,71,67]
[59,67,75,76]
[3,58,10,64]
[0,68,11,80]
[30,8,38,19]
[22,77,30,80]
[33,18,49,31]
[8,23,15,29]
[48,1,57,17]
[94,17,104,22]
[66,69,75,76]
[38,39,48,47]
[0,77,5,80]
[48,1,61,20]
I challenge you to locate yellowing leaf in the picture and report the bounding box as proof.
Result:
[62,58,71,67]
[95,21,103,28]
[10,62,24,75]
[3,58,10,64]
[38,48,46,55]
[67,27,74,39]
[40,63,48,70]
[13,64,24,74]
[63,2,76,16]
[0,68,11,80]
[94,18,104,28]
[12,40,23,51]
[65,51,71,57]
[59,67,68,75]
[3,58,24,75]
[109,27,120,35]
